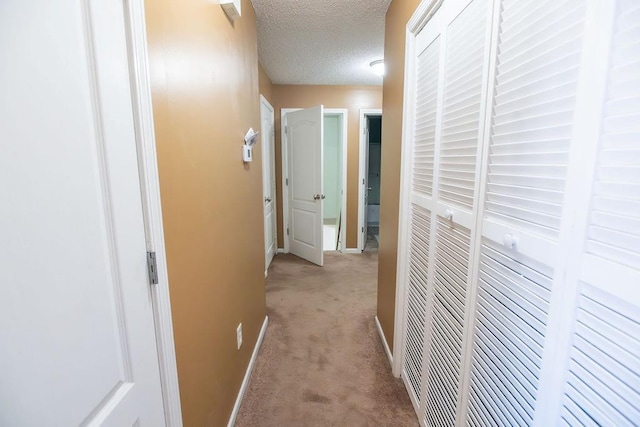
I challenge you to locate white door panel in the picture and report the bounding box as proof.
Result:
[286,106,323,266]
[261,98,276,271]
[0,1,165,426]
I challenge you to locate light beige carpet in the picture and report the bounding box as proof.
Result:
[235,252,418,427]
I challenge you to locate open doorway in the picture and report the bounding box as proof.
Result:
[358,109,383,252]
[323,112,347,251]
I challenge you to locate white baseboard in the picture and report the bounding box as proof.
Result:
[227,316,269,427]
[375,315,393,369]
[343,248,361,254]
[277,248,285,254]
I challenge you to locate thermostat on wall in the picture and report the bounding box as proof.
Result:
[243,128,259,163]
[220,0,241,21]
[243,145,252,162]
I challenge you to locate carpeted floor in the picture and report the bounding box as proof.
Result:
[235,252,418,427]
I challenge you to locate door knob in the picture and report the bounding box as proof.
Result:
[321,194,325,199]
[368,187,373,191]
[313,194,321,200]
[264,197,272,203]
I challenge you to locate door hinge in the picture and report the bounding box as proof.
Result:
[287,227,290,236]
[286,178,289,186]
[285,126,288,134]
[362,178,365,185]
[147,251,158,285]
[362,227,364,233]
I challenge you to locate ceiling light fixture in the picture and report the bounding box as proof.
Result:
[370,59,385,76]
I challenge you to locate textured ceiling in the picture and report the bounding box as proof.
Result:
[251,0,392,86]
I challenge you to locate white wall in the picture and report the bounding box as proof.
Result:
[323,115,342,222]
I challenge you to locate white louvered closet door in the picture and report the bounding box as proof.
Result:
[465,0,590,425]
[424,0,492,426]
[400,0,640,426]
[400,0,493,424]
[554,1,640,424]
[402,7,443,412]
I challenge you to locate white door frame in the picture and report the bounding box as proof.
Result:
[260,95,277,275]
[357,109,383,251]
[281,108,348,254]
[125,0,183,424]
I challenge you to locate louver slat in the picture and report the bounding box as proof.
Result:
[438,0,488,210]
[467,240,552,427]
[561,285,640,426]
[586,1,640,270]
[424,219,470,427]
[403,205,432,404]
[413,38,440,198]
[484,0,586,239]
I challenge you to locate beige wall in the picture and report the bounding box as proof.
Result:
[272,85,383,249]
[377,0,422,350]
[145,1,267,425]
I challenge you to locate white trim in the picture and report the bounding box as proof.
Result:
[227,316,269,427]
[277,248,285,254]
[375,316,393,369]
[281,108,349,254]
[260,95,273,109]
[358,109,383,251]
[126,0,183,424]
[409,0,444,35]
[342,248,361,254]
[260,95,277,271]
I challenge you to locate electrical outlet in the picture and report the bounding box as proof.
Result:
[236,323,242,350]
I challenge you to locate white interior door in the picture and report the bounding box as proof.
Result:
[0,2,165,426]
[261,97,277,272]
[286,106,324,266]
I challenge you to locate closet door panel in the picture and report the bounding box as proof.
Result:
[420,0,492,425]
[404,207,432,406]
[413,38,442,204]
[402,14,443,412]
[468,0,590,422]
[438,0,490,228]
[560,285,640,426]
[468,240,553,427]
[558,2,640,424]
[424,220,471,427]
[483,0,588,250]
[584,0,640,272]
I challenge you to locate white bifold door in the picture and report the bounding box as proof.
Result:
[285,106,324,266]
[398,0,640,426]
[0,1,165,426]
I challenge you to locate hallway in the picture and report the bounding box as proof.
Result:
[236,252,417,426]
